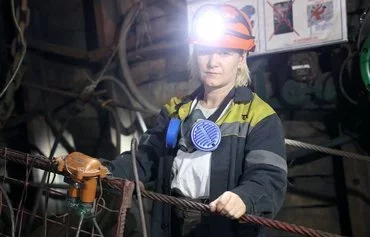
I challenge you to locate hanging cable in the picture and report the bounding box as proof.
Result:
[117,3,160,114]
[135,112,147,133]
[135,2,152,48]
[45,115,75,153]
[22,82,106,99]
[104,105,121,155]
[92,218,104,237]
[111,101,151,113]
[0,0,27,99]
[131,138,148,237]
[0,184,15,237]
[26,115,73,234]
[338,49,358,105]
[97,43,119,82]
[357,7,369,50]
[96,76,139,110]
[85,7,142,110]
[96,76,147,148]
[75,214,84,237]
[14,159,34,236]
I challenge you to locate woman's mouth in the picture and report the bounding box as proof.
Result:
[205,72,220,75]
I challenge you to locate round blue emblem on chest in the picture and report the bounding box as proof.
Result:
[190,120,221,152]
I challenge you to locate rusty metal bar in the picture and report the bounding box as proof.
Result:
[115,180,135,237]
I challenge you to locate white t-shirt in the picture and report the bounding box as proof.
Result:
[170,103,217,199]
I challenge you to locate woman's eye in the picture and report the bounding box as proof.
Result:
[220,51,232,56]
[198,49,211,55]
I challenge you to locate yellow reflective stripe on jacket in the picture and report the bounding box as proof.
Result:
[163,93,276,132]
[217,93,275,126]
[164,96,182,116]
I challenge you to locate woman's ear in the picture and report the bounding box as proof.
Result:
[238,52,247,67]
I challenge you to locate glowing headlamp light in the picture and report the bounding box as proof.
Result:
[190,4,256,51]
[194,10,225,42]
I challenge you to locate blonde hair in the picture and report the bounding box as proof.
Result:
[188,49,251,87]
[235,60,251,87]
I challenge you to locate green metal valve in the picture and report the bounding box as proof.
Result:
[65,197,93,216]
[360,36,370,91]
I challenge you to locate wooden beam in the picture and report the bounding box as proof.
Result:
[342,143,370,237]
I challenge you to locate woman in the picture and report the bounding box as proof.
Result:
[108,3,287,237]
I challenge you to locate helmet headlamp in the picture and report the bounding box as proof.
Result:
[190,4,256,51]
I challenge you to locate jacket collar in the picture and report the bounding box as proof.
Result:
[177,86,253,120]
[234,86,254,103]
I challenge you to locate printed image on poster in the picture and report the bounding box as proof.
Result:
[307,1,334,31]
[273,1,294,35]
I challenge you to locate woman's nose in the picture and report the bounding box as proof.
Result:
[207,53,220,68]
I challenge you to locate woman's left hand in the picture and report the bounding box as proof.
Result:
[209,191,246,219]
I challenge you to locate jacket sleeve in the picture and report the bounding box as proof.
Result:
[231,114,287,218]
[102,107,170,184]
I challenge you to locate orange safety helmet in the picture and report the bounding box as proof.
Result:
[189,4,255,52]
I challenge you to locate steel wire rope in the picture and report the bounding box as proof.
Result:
[285,138,370,163]
[138,189,344,237]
